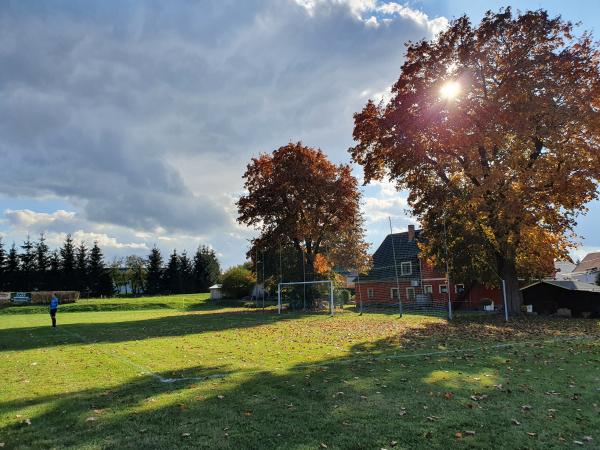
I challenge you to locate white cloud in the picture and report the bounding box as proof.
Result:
[0,0,447,267]
[4,209,76,230]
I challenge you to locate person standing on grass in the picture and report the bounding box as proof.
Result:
[49,293,59,328]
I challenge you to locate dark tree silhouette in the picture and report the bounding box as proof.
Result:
[145,247,164,295]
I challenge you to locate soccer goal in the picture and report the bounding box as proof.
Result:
[277,280,334,316]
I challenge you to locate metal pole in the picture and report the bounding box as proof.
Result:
[302,246,306,310]
[501,279,509,322]
[255,249,259,308]
[329,281,334,317]
[262,249,265,311]
[277,283,281,314]
[443,213,452,320]
[388,217,403,317]
[357,271,363,315]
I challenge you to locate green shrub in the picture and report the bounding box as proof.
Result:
[337,289,351,305]
[221,265,255,299]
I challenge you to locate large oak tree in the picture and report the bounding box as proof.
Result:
[237,142,369,299]
[350,8,600,314]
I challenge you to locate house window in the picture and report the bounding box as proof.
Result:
[439,284,448,294]
[455,284,465,294]
[406,287,416,301]
[367,288,374,299]
[424,285,433,294]
[390,288,400,300]
[400,262,412,276]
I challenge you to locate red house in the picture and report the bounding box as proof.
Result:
[356,225,502,311]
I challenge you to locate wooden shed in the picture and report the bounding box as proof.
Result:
[521,280,600,317]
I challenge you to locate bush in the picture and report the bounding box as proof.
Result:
[221,265,255,299]
[337,289,351,305]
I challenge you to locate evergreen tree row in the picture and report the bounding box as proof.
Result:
[0,234,113,296]
[143,245,221,295]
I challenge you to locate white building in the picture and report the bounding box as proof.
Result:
[209,284,223,300]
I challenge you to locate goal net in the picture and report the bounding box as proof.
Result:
[278,280,335,315]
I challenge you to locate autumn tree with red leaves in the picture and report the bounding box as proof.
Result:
[237,142,369,300]
[350,8,600,315]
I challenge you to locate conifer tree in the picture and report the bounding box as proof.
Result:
[6,243,20,290]
[179,251,193,293]
[35,233,50,290]
[49,250,61,290]
[0,238,6,290]
[193,245,221,291]
[88,241,113,297]
[60,234,76,290]
[75,242,89,296]
[145,246,163,295]
[163,250,181,294]
[20,235,35,291]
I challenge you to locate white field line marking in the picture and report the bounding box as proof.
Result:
[58,328,227,384]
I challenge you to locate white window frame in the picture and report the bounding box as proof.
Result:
[406,287,415,301]
[390,287,400,300]
[400,261,412,276]
[367,288,374,299]
[423,285,433,294]
[454,283,465,293]
[439,284,448,294]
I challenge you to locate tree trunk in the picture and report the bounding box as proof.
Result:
[499,258,522,316]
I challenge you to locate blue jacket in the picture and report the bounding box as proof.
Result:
[50,297,59,310]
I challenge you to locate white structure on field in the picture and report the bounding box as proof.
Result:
[209,284,222,300]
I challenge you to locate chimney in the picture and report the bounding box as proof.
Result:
[408,224,415,241]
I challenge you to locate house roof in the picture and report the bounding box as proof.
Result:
[573,252,600,273]
[363,230,422,281]
[521,279,600,293]
[554,260,576,275]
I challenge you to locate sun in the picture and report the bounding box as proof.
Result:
[440,80,460,100]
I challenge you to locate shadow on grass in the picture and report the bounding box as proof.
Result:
[2,330,598,449]
[0,309,299,352]
[0,298,247,315]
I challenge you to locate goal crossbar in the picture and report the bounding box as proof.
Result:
[277,280,334,316]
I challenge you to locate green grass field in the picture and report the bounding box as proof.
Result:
[1,295,599,449]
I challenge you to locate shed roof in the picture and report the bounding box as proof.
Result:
[521,279,600,293]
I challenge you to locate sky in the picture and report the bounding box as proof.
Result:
[0,0,599,269]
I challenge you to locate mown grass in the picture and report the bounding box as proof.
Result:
[0,295,599,449]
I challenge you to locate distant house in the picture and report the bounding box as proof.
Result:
[356,225,502,311]
[521,280,600,317]
[569,252,600,284]
[554,260,577,280]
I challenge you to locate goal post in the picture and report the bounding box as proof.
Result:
[278,280,334,316]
